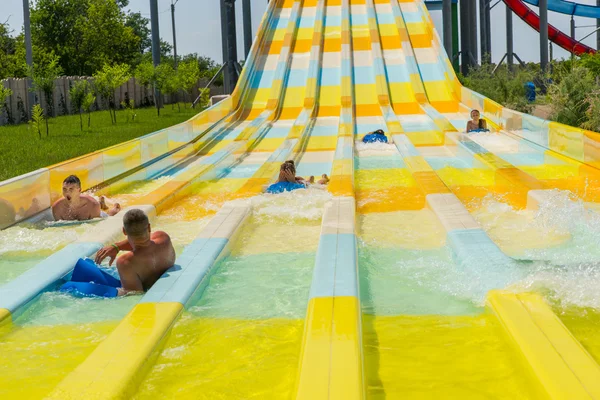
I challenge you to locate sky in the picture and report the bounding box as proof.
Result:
[2,0,600,65]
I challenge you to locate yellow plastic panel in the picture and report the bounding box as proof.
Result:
[363,313,544,399]
[388,82,417,104]
[356,168,416,190]
[305,136,338,152]
[355,84,378,105]
[423,81,453,102]
[405,130,444,146]
[139,130,170,163]
[548,122,585,162]
[436,167,495,187]
[487,291,600,399]
[102,140,143,181]
[135,316,304,399]
[358,210,446,249]
[0,169,51,228]
[319,85,342,107]
[48,302,183,400]
[0,321,118,399]
[295,297,364,400]
[0,308,10,327]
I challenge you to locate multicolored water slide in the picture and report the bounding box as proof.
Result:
[3,0,600,398]
[503,0,595,55]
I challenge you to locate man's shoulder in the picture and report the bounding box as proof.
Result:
[52,198,67,208]
[151,230,171,242]
[81,195,100,206]
[116,252,135,268]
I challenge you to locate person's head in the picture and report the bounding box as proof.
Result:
[282,161,296,174]
[470,109,481,122]
[122,209,151,244]
[375,129,385,135]
[62,175,82,202]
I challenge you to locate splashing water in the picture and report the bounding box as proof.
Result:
[472,189,600,310]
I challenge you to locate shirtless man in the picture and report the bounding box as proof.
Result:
[94,208,176,295]
[51,175,120,221]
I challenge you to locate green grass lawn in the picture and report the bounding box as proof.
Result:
[0,105,201,181]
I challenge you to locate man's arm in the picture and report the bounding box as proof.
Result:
[94,239,133,265]
[116,256,144,296]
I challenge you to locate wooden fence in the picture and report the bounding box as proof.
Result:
[0,76,224,125]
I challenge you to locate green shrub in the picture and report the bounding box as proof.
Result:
[460,63,538,113]
[30,104,45,138]
[547,66,595,128]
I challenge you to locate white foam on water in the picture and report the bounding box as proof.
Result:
[473,189,600,310]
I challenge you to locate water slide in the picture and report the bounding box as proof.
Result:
[2,0,600,398]
[503,0,596,54]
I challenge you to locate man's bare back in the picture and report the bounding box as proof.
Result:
[52,195,101,221]
[115,231,175,294]
[94,209,175,295]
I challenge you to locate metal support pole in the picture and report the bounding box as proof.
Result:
[149,0,161,108]
[479,0,488,63]
[220,0,230,94]
[22,0,34,115]
[485,0,491,59]
[570,15,575,39]
[506,4,514,72]
[460,0,470,73]
[452,2,459,70]
[597,0,600,50]
[539,0,549,71]
[171,1,178,68]
[243,0,253,58]
[469,0,478,64]
[225,0,239,93]
[443,0,453,58]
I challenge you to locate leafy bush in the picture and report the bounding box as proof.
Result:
[30,104,45,138]
[547,66,595,128]
[459,63,538,113]
[0,85,12,121]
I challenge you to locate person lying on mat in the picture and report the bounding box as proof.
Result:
[52,175,121,221]
[266,162,307,194]
[466,109,489,133]
[362,129,388,143]
[94,208,176,295]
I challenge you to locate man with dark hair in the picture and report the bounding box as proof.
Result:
[94,208,175,295]
[51,175,120,221]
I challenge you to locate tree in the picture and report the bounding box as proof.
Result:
[29,55,63,135]
[0,22,26,79]
[154,63,176,116]
[30,104,44,139]
[177,59,200,107]
[82,91,96,128]
[134,60,156,106]
[30,0,141,76]
[125,12,151,56]
[70,80,92,131]
[93,63,131,124]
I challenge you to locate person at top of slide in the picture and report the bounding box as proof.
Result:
[51,175,120,221]
[466,109,488,133]
[94,209,176,295]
